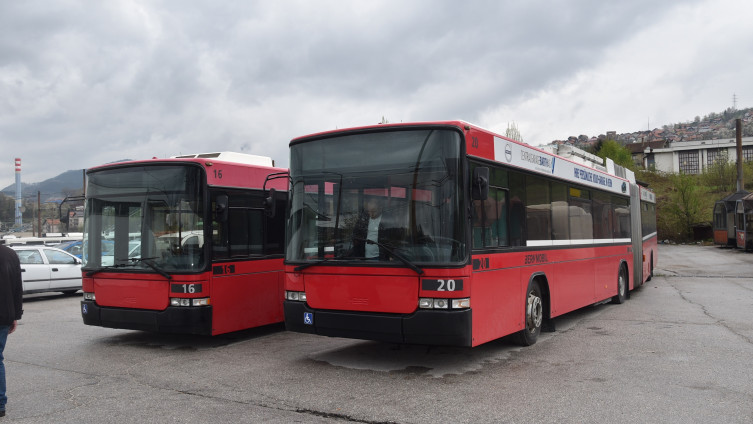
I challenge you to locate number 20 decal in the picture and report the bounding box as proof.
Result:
[421,279,464,292]
[437,279,456,291]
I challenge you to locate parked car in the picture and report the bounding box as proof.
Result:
[11,245,82,295]
[56,240,84,258]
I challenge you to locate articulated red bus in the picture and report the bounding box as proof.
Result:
[80,152,288,335]
[283,121,657,347]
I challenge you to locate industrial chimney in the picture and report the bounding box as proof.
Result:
[736,119,744,191]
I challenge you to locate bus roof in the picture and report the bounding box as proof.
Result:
[171,151,273,167]
[290,120,636,194]
[86,153,288,191]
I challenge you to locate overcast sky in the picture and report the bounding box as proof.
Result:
[2,0,753,190]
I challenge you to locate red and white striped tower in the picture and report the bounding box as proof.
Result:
[15,158,22,226]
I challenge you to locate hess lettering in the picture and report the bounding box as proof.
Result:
[524,254,548,265]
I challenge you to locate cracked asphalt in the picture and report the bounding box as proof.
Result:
[3,244,753,423]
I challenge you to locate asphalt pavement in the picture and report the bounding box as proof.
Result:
[3,243,753,423]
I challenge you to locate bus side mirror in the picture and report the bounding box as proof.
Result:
[472,167,489,200]
[216,195,229,222]
[264,188,277,218]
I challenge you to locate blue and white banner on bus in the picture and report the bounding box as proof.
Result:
[640,186,656,203]
[494,137,629,196]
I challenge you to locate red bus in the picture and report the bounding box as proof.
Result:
[735,193,753,250]
[713,190,748,247]
[80,152,288,335]
[283,121,657,347]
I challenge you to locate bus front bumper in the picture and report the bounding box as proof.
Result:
[80,300,212,335]
[283,301,472,346]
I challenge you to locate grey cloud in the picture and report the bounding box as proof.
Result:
[0,0,739,188]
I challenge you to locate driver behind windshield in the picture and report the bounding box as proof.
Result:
[351,196,404,260]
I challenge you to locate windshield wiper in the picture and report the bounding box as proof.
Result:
[353,238,424,275]
[84,264,129,277]
[126,257,172,280]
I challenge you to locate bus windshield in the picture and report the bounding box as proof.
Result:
[287,128,465,265]
[83,165,206,273]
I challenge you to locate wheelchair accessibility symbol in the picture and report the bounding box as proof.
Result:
[303,312,313,325]
[82,304,88,315]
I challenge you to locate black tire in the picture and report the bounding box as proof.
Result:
[646,255,654,281]
[61,290,79,296]
[611,266,627,304]
[514,280,543,346]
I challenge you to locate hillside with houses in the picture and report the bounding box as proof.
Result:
[550,106,753,151]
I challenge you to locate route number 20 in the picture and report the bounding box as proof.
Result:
[437,279,457,291]
[421,279,464,292]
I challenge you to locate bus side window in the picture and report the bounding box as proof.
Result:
[526,176,551,242]
[212,190,286,260]
[212,193,229,260]
[509,171,525,246]
[472,188,508,248]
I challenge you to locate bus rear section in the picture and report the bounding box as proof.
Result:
[735,193,753,250]
[635,184,657,286]
[283,122,652,347]
[80,153,288,336]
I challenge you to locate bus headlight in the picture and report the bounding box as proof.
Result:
[419,297,470,309]
[83,292,96,301]
[452,298,471,309]
[170,297,210,307]
[285,291,307,302]
[433,299,449,309]
[192,298,210,306]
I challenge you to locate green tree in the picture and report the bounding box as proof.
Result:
[596,139,634,170]
[745,160,753,190]
[664,173,709,241]
[701,152,737,192]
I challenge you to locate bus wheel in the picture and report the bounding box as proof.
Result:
[646,256,654,281]
[515,280,543,346]
[611,266,627,304]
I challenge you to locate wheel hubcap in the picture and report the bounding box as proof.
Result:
[526,291,543,331]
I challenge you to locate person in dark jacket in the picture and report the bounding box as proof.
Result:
[351,197,387,259]
[0,244,23,418]
[351,197,405,260]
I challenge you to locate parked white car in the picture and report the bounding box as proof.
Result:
[12,245,82,295]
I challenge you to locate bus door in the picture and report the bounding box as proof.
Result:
[210,194,284,334]
[210,259,284,334]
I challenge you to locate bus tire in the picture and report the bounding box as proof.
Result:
[646,255,654,281]
[515,280,543,346]
[611,266,627,304]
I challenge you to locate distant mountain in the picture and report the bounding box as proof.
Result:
[1,169,86,202]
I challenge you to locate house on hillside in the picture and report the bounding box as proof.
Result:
[627,136,753,174]
[625,140,669,169]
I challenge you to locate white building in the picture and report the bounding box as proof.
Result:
[631,136,753,174]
